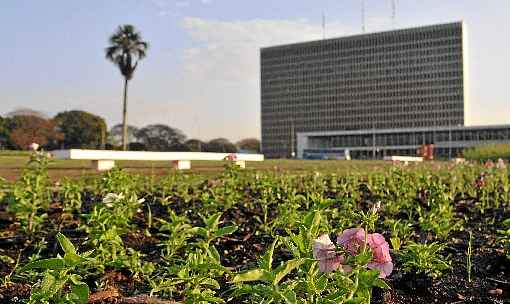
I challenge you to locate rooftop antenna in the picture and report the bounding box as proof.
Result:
[361,0,366,33]
[391,0,396,28]
[322,12,326,39]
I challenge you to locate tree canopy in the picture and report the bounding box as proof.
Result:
[237,138,261,153]
[105,24,149,80]
[205,138,238,153]
[185,139,205,152]
[108,123,140,147]
[137,124,186,151]
[55,111,107,149]
[8,115,63,150]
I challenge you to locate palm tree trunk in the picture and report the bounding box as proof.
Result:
[122,77,129,151]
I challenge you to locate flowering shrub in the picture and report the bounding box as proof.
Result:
[231,209,391,303]
[313,228,393,278]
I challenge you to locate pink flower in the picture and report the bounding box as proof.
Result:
[314,229,393,278]
[337,228,393,278]
[313,234,344,273]
[484,160,495,169]
[225,154,237,161]
[366,233,393,278]
[29,142,39,151]
[337,228,366,255]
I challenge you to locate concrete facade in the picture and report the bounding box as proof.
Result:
[261,22,467,158]
[297,125,510,160]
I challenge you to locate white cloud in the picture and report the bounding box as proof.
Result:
[161,17,360,140]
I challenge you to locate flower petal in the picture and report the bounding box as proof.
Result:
[313,234,335,259]
[367,261,393,278]
[318,255,343,273]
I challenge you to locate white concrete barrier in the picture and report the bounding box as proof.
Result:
[383,155,423,165]
[51,149,264,171]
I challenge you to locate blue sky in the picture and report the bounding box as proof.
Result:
[2,0,510,141]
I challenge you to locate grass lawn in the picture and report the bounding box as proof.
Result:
[0,154,446,181]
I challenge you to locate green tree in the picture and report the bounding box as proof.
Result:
[108,123,140,147]
[236,138,261,153]
[54,111,107,149]
[205,138,238,153]
[105,24,149,151]
[137,124,186,151]
[185,139,205,152]
[0,116,12,149]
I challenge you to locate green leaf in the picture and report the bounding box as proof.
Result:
[214,225,238,238]
[204,212,222,230]
[70,282,89,304]
[199,277,220,289]
[0,254,15,264]
[503,218,510,227]
[232,269,273,283]
[353,251,372,266]
[373,278,390,289]
[64,252,85,267]
[358,269,380,288]
[302,211,315,228]
[390,237,401,251]
[30,272,58,301]
[207,245,221,262]
[289,232,307,256]
[259,238,278,271]
[273,258,306,286]
[345,299,364,304]
[191,227,208,238]
[308,211,322,238]
[316,274,328,292]
[198,262,229,273]
[56,232,76,255]
[279,289,297,304]
[21,258,65,271]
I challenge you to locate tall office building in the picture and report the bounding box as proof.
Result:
[260,22,469,158]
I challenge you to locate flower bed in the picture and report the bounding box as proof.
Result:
[0,155,508,303]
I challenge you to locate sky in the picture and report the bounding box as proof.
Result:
[2,0,510,142]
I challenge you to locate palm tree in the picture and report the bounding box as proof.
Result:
[105,24,149,150]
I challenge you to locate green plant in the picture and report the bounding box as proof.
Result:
[20,233,90,304]
[231,208,391,304]
[0,250,20,288]
[191,212,238,255]
[231,238,308,303]
[150,212,236,303]
[497,218,510,260]
[466,231,473,283]
[84,193,153,276]
[7,151,51,235]
[150,247,229,303]
[385,219,415,251]
[399,242,452,279]
[59,177,83,213]
[464,143,510,161]
[158,209,195,261]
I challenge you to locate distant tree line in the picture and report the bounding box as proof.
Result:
[0,109,260,153]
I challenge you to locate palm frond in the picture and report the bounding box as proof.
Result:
[105,24,149,78]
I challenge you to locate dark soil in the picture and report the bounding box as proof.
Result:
[0,186,509,304]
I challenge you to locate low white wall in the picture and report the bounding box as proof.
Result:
[51,149,264,162]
